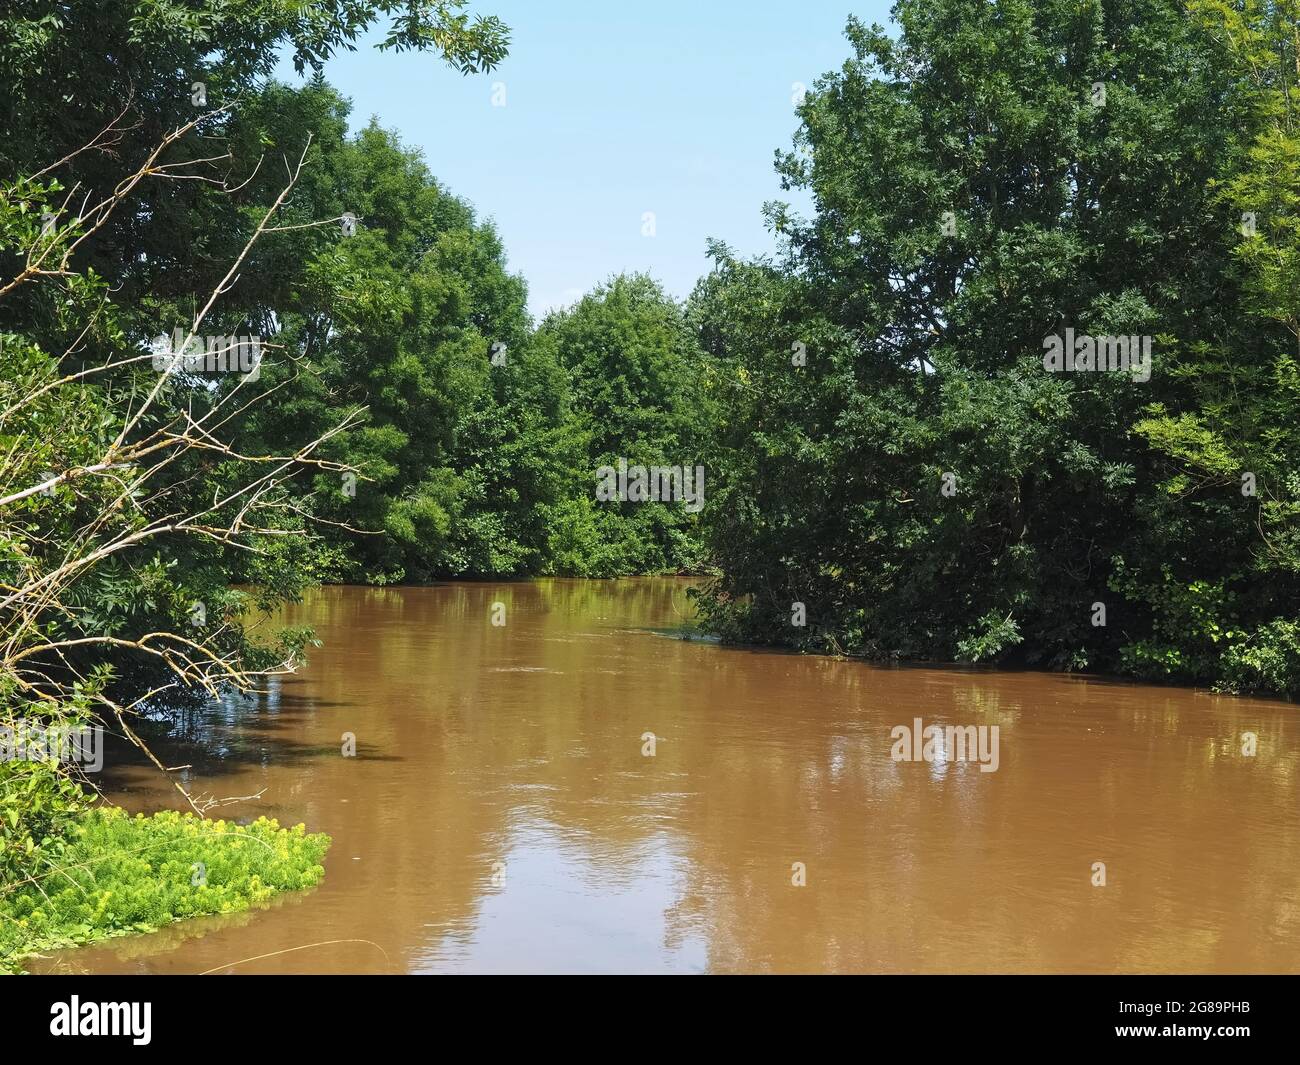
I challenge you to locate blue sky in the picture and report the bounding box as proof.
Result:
[275,1,893,320]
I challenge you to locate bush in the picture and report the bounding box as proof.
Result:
[1221,620,1300,697]
[0,761,89,891]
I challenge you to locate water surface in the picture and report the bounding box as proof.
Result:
[33,579,1300,974]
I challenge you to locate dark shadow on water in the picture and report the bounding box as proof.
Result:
[653,627,1299,708]
[92,686,402,791]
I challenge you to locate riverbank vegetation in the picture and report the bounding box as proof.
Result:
[692,0,1300,698]
[1,0,1298,966]
[1,804,328,973]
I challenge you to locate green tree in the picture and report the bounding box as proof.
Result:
[536,274,714,575]
[692,0,1300,692]
[0,1,508,337]
[1127,0,1300,692]
[222,88,578,581]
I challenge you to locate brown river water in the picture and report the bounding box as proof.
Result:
[31,578,1300,974]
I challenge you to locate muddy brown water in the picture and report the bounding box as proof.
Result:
[30,579,1300,974]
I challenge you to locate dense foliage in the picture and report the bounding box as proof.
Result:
[1,803,329,972]
[532,274,713,576]
[691,0,1300,697]
[0,0,506,954]
[2,0,1300,964]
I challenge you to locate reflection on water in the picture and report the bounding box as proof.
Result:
[32,579,1300,974]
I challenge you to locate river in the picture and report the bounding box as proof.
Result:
[31,578,1300,974]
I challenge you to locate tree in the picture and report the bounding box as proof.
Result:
[0,115,356,894]
[0,2,508,340]
[536,274,714,576]
[1126,0,1300,692]
[692,0,1300,693]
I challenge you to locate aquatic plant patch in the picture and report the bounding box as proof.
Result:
[0,807,330,973]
